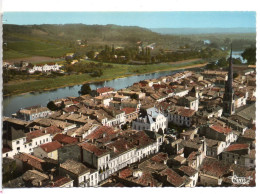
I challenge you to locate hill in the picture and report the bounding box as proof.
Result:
[150,27,256,35]
[3,24,161,60]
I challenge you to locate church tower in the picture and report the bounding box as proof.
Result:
[223,46,235,116]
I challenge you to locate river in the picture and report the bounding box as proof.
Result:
[2,68,201,117]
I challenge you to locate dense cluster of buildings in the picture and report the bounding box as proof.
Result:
[2,51,256,187]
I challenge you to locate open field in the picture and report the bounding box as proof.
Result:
[3,56,62,63]
[3,59,206,96]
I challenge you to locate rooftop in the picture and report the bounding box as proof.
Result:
[39,141,62,153]
[60,159,90,176]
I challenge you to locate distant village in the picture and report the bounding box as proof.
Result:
[2,52,256,187]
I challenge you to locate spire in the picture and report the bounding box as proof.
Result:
[228,44,233,89]
[223,44,235,116]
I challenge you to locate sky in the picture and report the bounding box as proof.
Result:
[3,11,256,28]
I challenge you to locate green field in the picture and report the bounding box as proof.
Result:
[3,59,205,96]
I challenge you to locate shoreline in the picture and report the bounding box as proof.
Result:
[3,62,207,97]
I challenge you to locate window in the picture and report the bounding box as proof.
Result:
[25,145,27,148]
[46,138,48,142]
[17,147,20,151]
[6,153,8,157]
[43,139,45,143]
[16,141,20,145]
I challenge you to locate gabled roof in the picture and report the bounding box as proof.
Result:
[39,141,62,153]
[178,165,197,177]
[97,87,114,94]
[200,157,230,177]
[160,168,185,187]
[210,124,232,134]
[225,143,249,152]
[60,159,90,176]
[79,142,109,157]
[14,153,45,172]
[26,129,47,143]
[53,134,78,145]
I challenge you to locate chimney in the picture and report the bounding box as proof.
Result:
[49,174,53,181]
[113,146,117,152]
[38,181,42,186]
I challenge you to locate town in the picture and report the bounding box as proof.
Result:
[2,48,256,188]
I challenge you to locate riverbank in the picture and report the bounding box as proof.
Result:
[3,59,207,97]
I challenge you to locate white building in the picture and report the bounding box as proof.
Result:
[2,128,52,158]
[132,107,168,133]
[168,107,195,127]
[28,63,60,74]
[80,130,163,182]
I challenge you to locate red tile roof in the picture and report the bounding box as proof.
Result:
[46,176,73,187]
[135,171,160,187]
[160,168,185,187]
[150,152,168,163]
[14,153,45,171]
[39,141,62,153]
[97,87,114,94]
[179,165,197,177]
[119,168,133,179]
[177,108,195,117]
[121,107,136,115]
[79,142,109,157]
[26,129,47,143]
[2,145,12,154]
[210,124,232,134]
[41,126,62,135]
[225,144,249,152]
[53,134,78,145]
[85,126,119,141]
[200,157,230,177]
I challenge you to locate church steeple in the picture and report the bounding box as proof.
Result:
[223,45,235,116]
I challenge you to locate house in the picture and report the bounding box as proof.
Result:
[2,127,26,158]
[198,157,231,186]
[28,63,60,74]
[132,107,168,134]
[177,96,199,111]
[205,138,226,159]
[199,124,237,147]
[34,141,63,160]
[14,153,46,172]
[2,127,52,158]
[44,176,74,188]
[230,103,255,128]
[221,143,255,168]
[168,107,195,127]
[53,134,78,145]
[16,106,51,121]
[3,170,49,188]
[96,87,115,96]
[59,159,98,187]
[121,107,139,123]
[177,165,198,187]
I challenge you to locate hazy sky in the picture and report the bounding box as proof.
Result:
[3,11,256,28]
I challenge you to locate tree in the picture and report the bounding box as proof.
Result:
[47,101,59,111]
[242,47,256,64]
[79,83,92,95]
[217,57,228,67]
[65,56,73,64]
[87,51,95,59]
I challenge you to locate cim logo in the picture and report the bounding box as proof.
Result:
[228,174,253,185]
